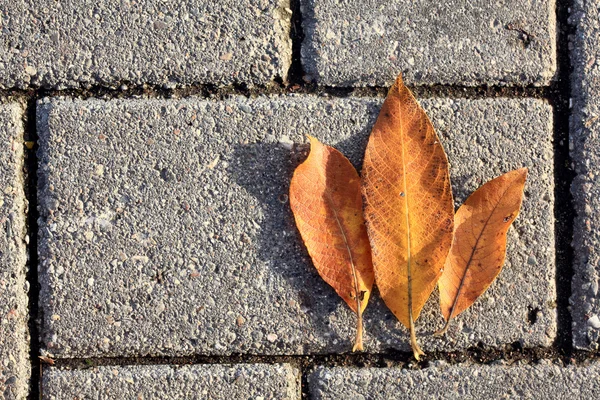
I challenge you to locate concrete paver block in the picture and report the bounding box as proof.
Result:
[0,105,29,399]
[0,0,292,89]
[309,362,600,399]
[38,95,554,358]
[569,0,600,350]
[43,364,300,399]
[301,0,556,86]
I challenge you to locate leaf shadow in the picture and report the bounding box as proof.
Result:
[225,131,446,353]
[450,173,486,206]
[227,140,350,350]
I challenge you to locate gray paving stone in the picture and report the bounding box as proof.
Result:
[0,105,29,399]
[309,362,600,399]
[570,0,600,351]
[43,363,300,399]
[37,95,554,358]
[0,0,291,89]
[301,0,556,87]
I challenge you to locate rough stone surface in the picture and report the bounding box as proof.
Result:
[0,0,292,89]
[301,0,556,87]
[309,362,600,399]
[570,0,600,351]
[43,364,300,399]
[0,105,29,399]
[38,96,554,358]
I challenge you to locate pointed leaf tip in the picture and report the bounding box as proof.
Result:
[393,72,405,87]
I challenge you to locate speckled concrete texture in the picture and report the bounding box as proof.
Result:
[301,0,556,87]
[43,364,300,399]
[37,96,554,358]
[570,0,600,350]
[0,0,292,89]
[0,105,29,399]
[309,362,600,399]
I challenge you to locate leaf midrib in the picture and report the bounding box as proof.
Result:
[447,184,512,320]
[320,163,362,312]
[397,101,413,324]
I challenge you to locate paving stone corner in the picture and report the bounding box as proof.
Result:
[0,104,30,399]
[37,95,554,358]
[43,363,301,399]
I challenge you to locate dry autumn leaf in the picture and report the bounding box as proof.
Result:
[436,168,528,335]
[362,74,454,359]
[289,136,375,351]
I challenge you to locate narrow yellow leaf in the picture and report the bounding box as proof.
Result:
[362,74,454,359]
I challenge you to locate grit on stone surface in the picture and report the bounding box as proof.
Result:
[0,0,291,89]
[309,362,600,399]
[570,0,600,350]
[37,96,554,358]
[0,105,29,399]
[42,364,300,399]
[301,0,556,87]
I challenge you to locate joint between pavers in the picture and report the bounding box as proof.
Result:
[21,97,44,400]
[0,83,554,107]
[286,0,308,86]
[38,344,574,371]
[547,0,577,354]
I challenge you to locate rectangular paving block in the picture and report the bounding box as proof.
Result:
[301,0,556,86]
[37,95,554,358]
[309,362,600,399]
[0,105,29,399]
[570,0,600,351]
[43,363,300,399]
[0,0,291,89]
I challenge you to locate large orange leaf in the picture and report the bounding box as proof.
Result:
[289,136,374,351]
[361,74,454,359]
[437,168,527,335]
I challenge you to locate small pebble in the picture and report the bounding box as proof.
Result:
[131,255,149,264]
[279,136,293,150]
[153,20,168,30]
[220,52,233,61]
[587,315,600,329]
[25,65,37,75]
[267,333,278,342]
[239,104,252,113]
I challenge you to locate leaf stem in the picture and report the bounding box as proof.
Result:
[353,299,364,352]
[434,319,451,337]
[409,308,425,360]
[324,189,366,352]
